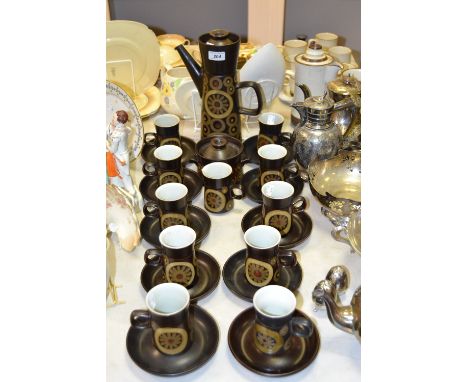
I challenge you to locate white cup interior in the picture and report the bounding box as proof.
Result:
[154,145,183,161]
[146,283,190,315]
[244,225,281,249]
[253,285,296,318]
[261,181,294,199]
[156,183,188,201]
[154,114,180,127]
[258,112,284,125]
[159,225,196,248]
[167,67,190,79]
[202,162,232,179]
[258,144,287,160]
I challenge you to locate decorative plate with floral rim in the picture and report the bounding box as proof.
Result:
[106,81,143,161]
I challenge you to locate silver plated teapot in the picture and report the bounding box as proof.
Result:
[290,84,355,170]
[312,265,361,342]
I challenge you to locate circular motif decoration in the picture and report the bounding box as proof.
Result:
[202,111,210,124]
[204,90,234,119]
[159,137,181,146]
[229,125,238,136]
[223,77,233,87]
[273,270,280,282]
[159,172,182,185]
[283,337,292,351]
[161,213,188,229]
[254,323,283,354]
[209,76,223,90]
[227,85,235,95]
[246,258,274,287]
[210,118,226,133]
[202,125,210,136]
[257,134,276,148]
[226,113,238,127]
[166,262,195,286]
[260,170,284,186]
[204,189,226,213]
[155,327,188,355]
[225,199,234,211]
[279,325,289,337]
[264,210,291,236]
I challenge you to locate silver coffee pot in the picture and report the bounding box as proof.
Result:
[290,84,355,170]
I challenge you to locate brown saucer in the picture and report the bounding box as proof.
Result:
[141,250,220,302]
[241,206,312,249]
[242,135,293,165]
[127,304,219,376]
[140,205,210,248]
[139,168,202,203]
[228,307,320,377]
[241,168,304,204]
[222,249,302,302]
[141,134,196,165]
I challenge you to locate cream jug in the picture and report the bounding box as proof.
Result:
[286,41,341,125]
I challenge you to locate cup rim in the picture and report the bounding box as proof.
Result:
[145,283,190,316]
[154,144,183,161]
[258,112,284,125]
[202,162,233,179]
[329,45,352,54]
[155,183,188,201]
[261,181,294,199]
[154,113,180,127]
[284,39,308,48]
[244,225,281,249]
[253,285,296,319]
[258,144,287,160]
[315,32,338,40]
[159,225,196,249]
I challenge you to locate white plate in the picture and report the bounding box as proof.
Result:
[106,81,143,161]
[106,20,160,96]
[136,86,161,119]
[175,81,201,119]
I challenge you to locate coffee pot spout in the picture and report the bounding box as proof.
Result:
[175,44,203,94]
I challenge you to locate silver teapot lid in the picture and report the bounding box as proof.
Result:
[328,75,361,96]
[303,93,335,112]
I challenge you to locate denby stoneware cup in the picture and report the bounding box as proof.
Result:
[261,181,306,236]
[130,283,192,355]
[252,285,313,355]
[257,112,290,149]
[283,39,307,63]
[315,32,338,49]
[144,183,189,229]
[144,225,198,287]
[328,46,352,64]
[244,225,297,288]
[258,144,299,186]
[201,162,243,213]
[154,114,181,146]
[154,145,184,184]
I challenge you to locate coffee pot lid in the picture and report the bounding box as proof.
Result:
[303,93,335,111]
[201,29,239,46]
[196,133,243,161]
[295,41,334,66]
[328,75,361,96]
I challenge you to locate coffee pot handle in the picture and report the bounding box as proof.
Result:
[236,81,265,116]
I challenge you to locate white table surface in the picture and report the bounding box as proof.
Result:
[106,97,361,382]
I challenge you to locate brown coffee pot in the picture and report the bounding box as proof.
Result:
[176,29,264,140]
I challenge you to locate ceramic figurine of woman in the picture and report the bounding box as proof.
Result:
[106,110,142,209]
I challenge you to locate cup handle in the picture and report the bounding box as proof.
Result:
[183,39,190,45]
[277,249,297,267]
[292,196,307,213]
[279,132,292,146]
[284,163,299,181]
[290,317,313,338]
[236,81,265,116]
[143,201,160,217]
[142,162,158,177]
[144,132,158,145]
[230,184,244,200]
[144,248,165,267]
[130,309,151,329]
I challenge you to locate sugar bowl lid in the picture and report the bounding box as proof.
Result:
[196,133,243,161]
[328,75,361,96]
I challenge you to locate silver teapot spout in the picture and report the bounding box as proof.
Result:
[312,266,361,342]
